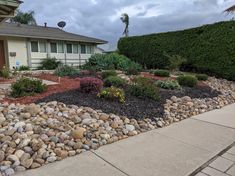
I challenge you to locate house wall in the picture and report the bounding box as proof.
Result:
[6,37,28,69]
[28,39,98,69]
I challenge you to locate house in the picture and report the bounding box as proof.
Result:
[96,47,106,54]
[0,0,21,23]
[0,22,107,69]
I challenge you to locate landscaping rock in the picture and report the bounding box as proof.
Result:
[71,128,86,139]
[0,77,234,175]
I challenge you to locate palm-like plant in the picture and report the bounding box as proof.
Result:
[120,13,129,37]
[10,10,37,25]
[224,5,235,14]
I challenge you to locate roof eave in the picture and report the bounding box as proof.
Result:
[0,33,108,44]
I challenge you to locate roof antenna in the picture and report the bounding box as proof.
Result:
[57,21,66,30]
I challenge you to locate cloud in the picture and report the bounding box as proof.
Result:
[20,0,234,50]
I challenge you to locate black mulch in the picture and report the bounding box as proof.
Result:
[36,85,221,120]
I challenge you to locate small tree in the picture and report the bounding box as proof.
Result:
[120,13,129,37]
[224,5,235,14]
[10,10,37,25]
[164,53,186,71]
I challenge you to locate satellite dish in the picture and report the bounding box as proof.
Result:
[57,21,66,29]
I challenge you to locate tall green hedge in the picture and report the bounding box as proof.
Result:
[118,21,235,81]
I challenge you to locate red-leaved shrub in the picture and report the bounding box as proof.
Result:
[80,77,103,94]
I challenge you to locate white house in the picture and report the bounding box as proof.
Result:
[0,22,107,69]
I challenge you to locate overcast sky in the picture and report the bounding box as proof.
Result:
[20,0,235,50]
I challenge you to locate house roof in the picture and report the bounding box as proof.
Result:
[0,22,108,44]
[0,0,22,22]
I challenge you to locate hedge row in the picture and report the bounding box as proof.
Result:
[118,21,235,81]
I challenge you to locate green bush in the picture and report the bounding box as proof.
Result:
[18,65,30,71]
[98,86,125,103]
[125,62,142,75]
[164,54,186,71]
[154,69,170,77]
[118,21,235,81]
[11,78,46,97]
[196,74,208,81]
[38,58,62,70]
[104,76,125,88]
[1,66,10,79]
[129,77,159,101]
[155,80,181,90]
[55,65,79,77]
[101,70,117,79]
[177,75,198,87]
[82,53,142,72]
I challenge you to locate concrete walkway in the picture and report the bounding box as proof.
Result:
[17,104,235,176]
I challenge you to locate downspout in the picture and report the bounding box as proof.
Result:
[26,38,32,68]
[64,41,67,65]
[47,40,51,58]
[4,38,10,69]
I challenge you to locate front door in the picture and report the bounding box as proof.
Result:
[0,40,5,69]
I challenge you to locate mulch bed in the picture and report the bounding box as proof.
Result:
[36,85,221,120]
[0,77,15,84]
[2,74,80,104]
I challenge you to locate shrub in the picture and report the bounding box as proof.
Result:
[164,53,186,71]
[80,77,103,94]
[1,66,10,79]
[11,78,46,97]
[177,75,198,87]
[125,62,142,75]
[155,80,181,90]
[118,21,235,81]
[18,65,30,71]
[98,86,125,103]
[104,76,125,88]
[196,74,208,81]
[82,53,142,72]
[55,65,79,77]
[154,69,170,77]
[129,77,159,101]
[38,58,62,70]
[101,70,117,79]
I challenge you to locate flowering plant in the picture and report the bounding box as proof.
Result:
[98,86,125,103]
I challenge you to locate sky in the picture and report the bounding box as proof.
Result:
[20,0,235,50]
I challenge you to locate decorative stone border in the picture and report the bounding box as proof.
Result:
[0,77,234,176]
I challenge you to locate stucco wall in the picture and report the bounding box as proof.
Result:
[7,37,28,69]
[3,36,103,69]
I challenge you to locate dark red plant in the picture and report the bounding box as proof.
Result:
[80,77,103,94]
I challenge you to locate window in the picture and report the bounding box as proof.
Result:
[31,41,38,52]
[50,43,57,53]
[86,45,92,54]
[39,42,47,53]
[73,44,79,54]
[66,44,72,53]
[81,44,86,54]
[58,42,64,53]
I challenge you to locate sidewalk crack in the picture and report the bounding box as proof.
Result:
[91,150,131,176]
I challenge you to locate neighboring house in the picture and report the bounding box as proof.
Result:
[95,47,105,54]
[0,22,107,69]
[0,0,21,23]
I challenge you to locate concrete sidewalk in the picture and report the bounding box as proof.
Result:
[17,104,235,176]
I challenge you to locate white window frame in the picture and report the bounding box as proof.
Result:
[39,41,47,53]
[57,42,64,53]
[66,43,73,54]
[31,41,39,53]
[73,44,79,54]
[86,45,93,54]
[50,42,57,53]
[81,44,86,54]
